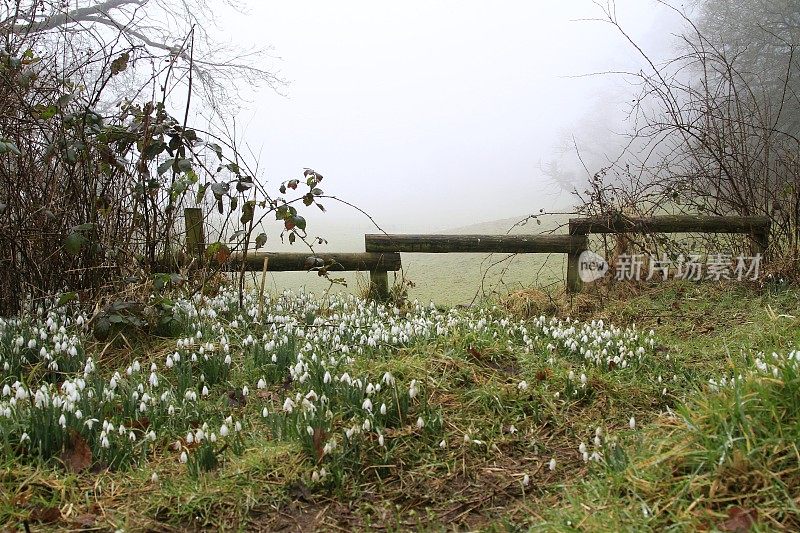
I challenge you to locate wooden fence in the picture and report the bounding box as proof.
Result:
[183,208,771,298]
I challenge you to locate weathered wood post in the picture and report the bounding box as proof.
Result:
[567,225,588,294]
[751,220,770,257]
[184,207,205,264]
[369,270,390,301]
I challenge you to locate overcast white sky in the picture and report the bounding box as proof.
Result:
[214,1,682,231]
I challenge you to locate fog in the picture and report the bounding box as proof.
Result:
[211,1,683,233]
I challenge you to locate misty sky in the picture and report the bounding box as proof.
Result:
[215,1,681,231]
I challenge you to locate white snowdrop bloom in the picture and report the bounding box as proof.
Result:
[380,403,387,415]
[129,431,136,442]
[20,432,30,443]
[165,355,174,369]
[508,425,518,434]
[594,435,602,447]
[180,451,188,464]
[362,398,373,412]
[58,414,67,428]
[416,416,425,429]
[210,433,217,443]
[582,451,589,462]
[409,380,419,399]
[522,474,530,486]
[149,372,158,387]
[311,470,320,482]
[378,434,385,447]
[549,458,556,471]
[382,372,395,386]
[224,354,232,365]
[439,439,447,449]
[220,424,229,437]
[234,421,241,432]
[517,381,529,391]
[147,430,156,441]
[629,417,636,430]
[242,386,249,397]
[283,397,295,413]
[201,385,209,397]
[579,442,587,454]
[568,370,575,381]
[580,374,587,385]
[151,472,159,483]
[101,436,110,449]
[262,407,269,418]
[168,405,175,416]
[3,384,12,397]
[173,440,182,451]
[257,378,267,389]
[186,432,194,444]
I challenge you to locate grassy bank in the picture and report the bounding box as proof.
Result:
[0,280,798,531]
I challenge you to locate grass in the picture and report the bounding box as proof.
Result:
[1,279,799,531]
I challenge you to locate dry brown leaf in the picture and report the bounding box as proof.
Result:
[29,505,61,523]
[719,507,758,532]
[60,430,92,473]
[312,427,327,462]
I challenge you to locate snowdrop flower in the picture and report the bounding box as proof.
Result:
[409,380,419,399]
[257,378,267,389]
[517,380,529,391]
[220,424,229,437]
[362,398,373,412]
[522,474,530,486]
[58,414,67,428]
[439,439,447,449]
[380,403,387,415]
[629,416,636,430]
[201,385,209,397]
[180,451,188,464]
[151,472,159,483]
[242,386,249,397]
[549,458,556,471]
[416,416,425,429]
[378,434,385,447]
[579,442,587,454]
[283,397,295,413]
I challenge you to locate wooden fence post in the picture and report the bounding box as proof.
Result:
[752,223,770,257]
[369,270,390,301]
[567,227,588,294]
[184,207,205,264]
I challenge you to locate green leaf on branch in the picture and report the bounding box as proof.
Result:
[255,233,267,248]
[110,52,129,75]
[157,158,175,176]
[241,200,255,224]
[64,233,86,256]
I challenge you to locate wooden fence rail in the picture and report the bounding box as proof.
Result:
[183,209,772,299]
